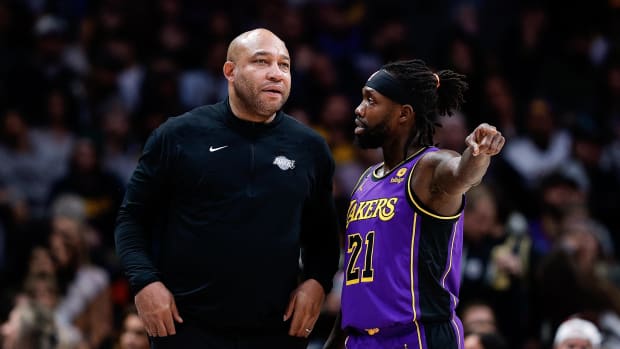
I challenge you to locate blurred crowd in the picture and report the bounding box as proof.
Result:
[1,0,620,348]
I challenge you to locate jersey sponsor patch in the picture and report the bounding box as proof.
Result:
[390,167,407,183]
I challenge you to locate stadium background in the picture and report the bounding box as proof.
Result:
[1,0,620,348]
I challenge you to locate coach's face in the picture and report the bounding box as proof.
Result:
[224,30,291,120]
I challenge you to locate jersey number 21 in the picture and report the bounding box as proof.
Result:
[346,231,375,285]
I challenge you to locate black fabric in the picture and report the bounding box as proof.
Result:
[150,322,308,349]
[365,69,410,105]
[423,321,460,349]
[115,99,340,332]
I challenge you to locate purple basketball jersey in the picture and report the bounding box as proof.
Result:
[341,147,465,343]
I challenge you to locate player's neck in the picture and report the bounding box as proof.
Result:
[382,142,423,173]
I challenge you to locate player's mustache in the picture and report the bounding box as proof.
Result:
[355,116,369,129]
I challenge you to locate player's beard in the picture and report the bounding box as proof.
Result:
[355,122,389,149]
[233,77,288,118]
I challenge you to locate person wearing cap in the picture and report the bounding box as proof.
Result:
[323,59,505,349]
[554,318,602,349]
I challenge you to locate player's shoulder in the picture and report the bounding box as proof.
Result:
[418,147,459,165]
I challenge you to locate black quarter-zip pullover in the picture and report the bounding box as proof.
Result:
[115,99,340,332]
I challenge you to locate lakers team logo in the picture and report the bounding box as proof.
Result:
[273,156,295,170]
[390,167,407,184]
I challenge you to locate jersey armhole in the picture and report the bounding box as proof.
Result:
[406,153,463,220]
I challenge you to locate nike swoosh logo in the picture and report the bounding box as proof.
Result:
[209,145,228,152]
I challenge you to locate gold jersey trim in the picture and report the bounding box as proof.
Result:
[407,156,462,220]
[371,147,428,180]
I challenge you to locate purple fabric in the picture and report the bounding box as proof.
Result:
[341,147,464,348]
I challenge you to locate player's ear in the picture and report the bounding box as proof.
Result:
[399,104,414,123]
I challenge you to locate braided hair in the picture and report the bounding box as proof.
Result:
[383,59,468,158]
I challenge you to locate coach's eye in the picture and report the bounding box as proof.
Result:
[279,62,290,71]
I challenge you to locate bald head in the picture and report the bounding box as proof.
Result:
[226,28,287,62]
[222,28,291,123]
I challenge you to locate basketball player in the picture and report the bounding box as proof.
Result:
[324,59,505,349]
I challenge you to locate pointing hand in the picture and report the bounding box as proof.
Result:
[465,123,505,157]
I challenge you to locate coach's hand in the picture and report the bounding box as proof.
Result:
[284,278,325,338]
[135,281,183,337]
[465,123,505,157]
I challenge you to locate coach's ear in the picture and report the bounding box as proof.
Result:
[223,61,236,82]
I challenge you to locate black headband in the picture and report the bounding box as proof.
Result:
[365,69,410,105]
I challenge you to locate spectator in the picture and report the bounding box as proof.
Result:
[0,109,65,220]
[1,297,58,349]
[99,100,141,186]
[502,98,572,190]
[532,223,620,347]
[553,318,601,349]
[115,306,149,349]
[464,332,508,349]
[31,89,77,178]
[49,137,125,249]
[49,213,112,349]
[23,273,86,349]
[460,301,498,335]
[460,184,503,306]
